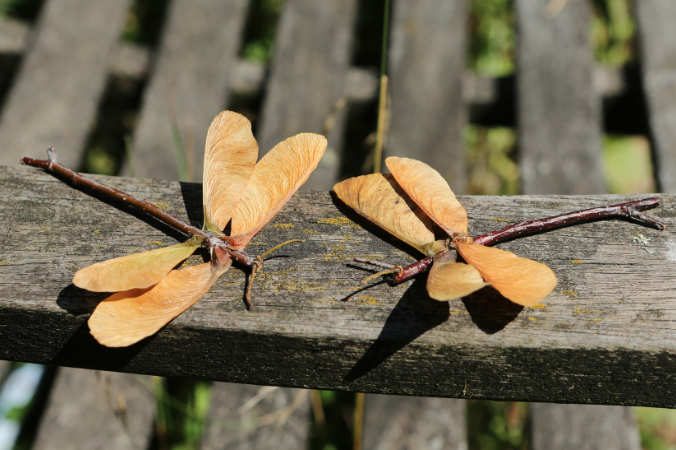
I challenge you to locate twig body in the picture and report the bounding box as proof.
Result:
[382,198,664,285]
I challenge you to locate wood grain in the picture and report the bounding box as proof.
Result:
[0,0,131,170]
[386,0,468,192]
[362,395,466,450]
[129,0,249,181]
[515,0,605,194]
[32,368,155,450]
[256,0,358,190]
[530,403,640,450]
[200,384,309,450]
[2,166,676,407]
[634,0,676,192]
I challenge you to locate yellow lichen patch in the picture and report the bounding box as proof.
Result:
[489,218,511,223]
[94,230,100,233]
[42,227,50,230]
[571,260,582,264]
[317,216,361,229]
[155,201,171,212]
[525,303,546,309]
[564,290,577,296]
[449,309,463,316]
[148,241,166,247]
[303,229,320,234]
[355,294,380,305]
[528,317,538,321]
[274,223,295,230]
[573,308,601,314]
[0,261,9,266]
[590,319,603,322]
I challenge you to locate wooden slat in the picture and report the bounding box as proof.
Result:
[386,0,468,192]
[31,368,155,450]
[200,384,309,449]
[129,0,249,181]
[516,1,638,442]
[531,404,640,450]
[0,0,131,169]
[362,395,465,450]
[2,166,676,406]
[366,1,469,445]
[634,0,676,192]
[256,0,358,190]
[515,0,605,194]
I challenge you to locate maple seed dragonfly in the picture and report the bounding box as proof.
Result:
[335,157,666,306]
[21,111,327,347]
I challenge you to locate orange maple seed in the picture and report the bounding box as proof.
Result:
[386,157,468,236]
[426,251,489,301]
[203,111,258,233]
[229,133,327,248]
[455,240,557,306]
[333,173,443,256]
[72,237,203,292]
[88,260,231,347]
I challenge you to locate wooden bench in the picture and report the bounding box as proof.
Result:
[1,0,674,448]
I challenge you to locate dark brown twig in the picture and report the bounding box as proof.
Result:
[21,149,274,305]
[350,198,666,285]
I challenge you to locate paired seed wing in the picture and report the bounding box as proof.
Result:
[455,241,557,306]
[228,133,327,248]
[72,239,201,292]
[88,259,231,347]
[203,111,259,233]
[386,157,468,236]
[426,251,489,301]
[334,173,442,256]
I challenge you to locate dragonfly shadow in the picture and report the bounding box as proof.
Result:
[49,320,151,370]
[53,286,152,369]
[56,284,109,316]
[462,286,523,334]
[343,277,449,382]
[179,181,204,229]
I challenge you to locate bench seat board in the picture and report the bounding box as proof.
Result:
[1,166,675,407]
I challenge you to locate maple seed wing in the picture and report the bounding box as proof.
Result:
[73,241,200,292]
[229,133,327,247]
[334,173,438,255]
[88,260,231,347]
[203,111,259,233]
[386,157,468,236]
[455,241,557,306]
[427,251,489,301]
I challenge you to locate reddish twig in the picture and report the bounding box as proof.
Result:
[21,149,267,307]
[350,198,666,285]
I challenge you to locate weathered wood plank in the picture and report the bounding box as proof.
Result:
[530,403,640,450]
[515,0,605,194]
[517,1,637,440]
[256,0,358,190]
[0,0,131,169]
[200,384,309,450]
[2,166,676,406]
[372,0,470,442]
[634,0,676,192]
[362,395,465,450]
[31,368,155,450]
[129,0,249,181]
[386,0,467,192]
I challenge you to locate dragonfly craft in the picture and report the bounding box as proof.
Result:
[334,157,666,306]
[21,111,327,347]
